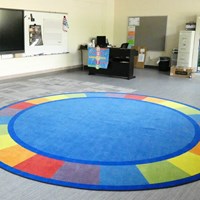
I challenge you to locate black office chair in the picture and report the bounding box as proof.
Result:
[120,43,129,48]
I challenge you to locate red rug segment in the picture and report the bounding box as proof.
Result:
[15,155,64,178]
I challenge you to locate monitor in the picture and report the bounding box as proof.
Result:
[96,36,107,48]
[0,8,24,54]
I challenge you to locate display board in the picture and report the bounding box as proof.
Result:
[24,11,69,56]
[128,16,167,51]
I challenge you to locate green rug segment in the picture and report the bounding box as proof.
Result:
[137,161,190,184]
[0,125,8,135]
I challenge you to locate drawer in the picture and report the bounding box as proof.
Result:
[177,61,191,67]
[177,52,192,67]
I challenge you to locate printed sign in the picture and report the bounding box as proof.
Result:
[88,47,110,69]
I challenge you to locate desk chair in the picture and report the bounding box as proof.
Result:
[120,43,129,48]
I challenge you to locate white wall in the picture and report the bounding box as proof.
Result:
[193,16,200,71]
[1,0,200,79]
[0,0,114,79]
[114,0,200,66]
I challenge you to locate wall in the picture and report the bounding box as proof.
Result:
[114,0,200,67]
[0,0,114,79]
[1,0,199,79]
[193,16,200,70]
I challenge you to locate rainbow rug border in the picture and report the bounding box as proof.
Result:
[1,92,200,191]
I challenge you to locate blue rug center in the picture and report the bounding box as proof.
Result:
[9,97,198,165]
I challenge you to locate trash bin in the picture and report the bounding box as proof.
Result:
[171,49,178,66]
[158,57,170,71]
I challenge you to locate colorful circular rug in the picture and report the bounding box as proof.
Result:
[0,92,200,190]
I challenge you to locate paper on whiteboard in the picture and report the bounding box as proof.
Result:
[43,18,62,45]
[29,25,43,46]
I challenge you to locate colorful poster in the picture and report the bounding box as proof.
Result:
[88,47,110,69]
[63,15,69,32]
[127,26,135,47]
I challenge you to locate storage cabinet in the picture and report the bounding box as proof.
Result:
[177,30,195,68]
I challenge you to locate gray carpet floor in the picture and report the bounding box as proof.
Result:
[1,68,200,200]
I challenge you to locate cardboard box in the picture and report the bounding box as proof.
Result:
[170,66,193,78]
[132,46,147,68]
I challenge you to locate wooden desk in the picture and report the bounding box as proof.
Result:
[81,49,88,70]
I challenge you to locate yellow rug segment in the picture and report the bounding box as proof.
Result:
[143,97,166,104]
[0,124,8,135]
[0,145,35,166]
[26,98,50,105]
[168,152,200,175]
[0,135,17,150]
[46,93,87,101]
[160,101,200,115]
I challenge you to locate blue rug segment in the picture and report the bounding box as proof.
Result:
[0,116,11,124]
[100,165,148,185]
[9,96,198,165]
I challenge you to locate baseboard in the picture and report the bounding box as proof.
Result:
[0,65,81,82]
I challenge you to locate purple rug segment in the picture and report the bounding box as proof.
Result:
[0,107,21,116]
[53,162,100,184]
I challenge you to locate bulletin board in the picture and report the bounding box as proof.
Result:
[128,16,167,51]
[24,11,69,56]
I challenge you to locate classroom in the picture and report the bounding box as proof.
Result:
[0,0,200,199]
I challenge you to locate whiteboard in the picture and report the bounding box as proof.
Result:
[24,11,69,56]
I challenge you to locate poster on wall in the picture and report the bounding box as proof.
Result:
[128,17,140,26]
[127,26,135,47]
[62,15,69,32]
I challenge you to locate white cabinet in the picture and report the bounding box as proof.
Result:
[177,30,195,68]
